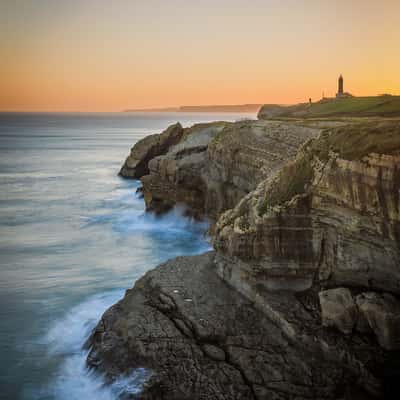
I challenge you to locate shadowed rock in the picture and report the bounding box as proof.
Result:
[319,288,358,335]
[87,253,384,399]
[356,292,400,350]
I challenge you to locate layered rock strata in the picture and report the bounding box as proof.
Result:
[213,120,400,345]
[214,122,400,288]
[119,122,184,178]
[88,253,384,399]
[121,119,320,218]
[141,121,228,217]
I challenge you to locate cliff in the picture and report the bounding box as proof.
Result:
[89,118,400,399]
[258,96,400,120]
[214,121,400,296]
[121,119,323,219]
[119,122,185,178]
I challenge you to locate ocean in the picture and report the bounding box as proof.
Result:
[0,112,255,400]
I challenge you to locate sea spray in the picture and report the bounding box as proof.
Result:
[34,201,210,399]
[37,290,151,399]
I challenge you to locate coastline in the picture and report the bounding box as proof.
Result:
[123,104,262,113]
[87,114,400,398]
[0,112,224,399]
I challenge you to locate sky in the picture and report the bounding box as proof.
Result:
[1,0,400,112]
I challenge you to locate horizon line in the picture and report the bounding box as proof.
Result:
[1,94,398,114]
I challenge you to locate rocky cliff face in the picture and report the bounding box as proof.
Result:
[214,121,400,291]
[213,121,400,348]
[89,119,400,399]
[140,121,228,217]
[88,253,384,400]
[119,123,184,178]
[136,120,319,219]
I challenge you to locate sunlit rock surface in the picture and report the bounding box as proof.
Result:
[119,122,184,178]
[139,119,319,219]
[214,121,400,296]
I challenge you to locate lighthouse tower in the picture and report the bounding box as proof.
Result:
[336,75,344,98]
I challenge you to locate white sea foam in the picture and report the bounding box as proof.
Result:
[123,206,209,233]
[38,291,151,400]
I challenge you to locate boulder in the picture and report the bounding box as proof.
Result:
[319,288,357,334]
[356,292,400,350]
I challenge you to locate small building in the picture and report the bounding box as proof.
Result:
[336,75,353,98]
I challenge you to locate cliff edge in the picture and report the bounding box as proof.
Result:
[120,119,327,219]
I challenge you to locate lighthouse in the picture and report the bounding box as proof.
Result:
[337,75,343,96]
[336,75,352,98]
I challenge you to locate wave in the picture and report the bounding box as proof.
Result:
[24,184,209,399]
[81,185,210,241]
[34,290,151,400]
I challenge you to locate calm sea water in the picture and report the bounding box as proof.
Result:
[0,112,255,400]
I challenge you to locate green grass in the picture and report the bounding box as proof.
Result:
[259,95,400,119]
[259,153,314,215]
[307,96,400,117]
[210,120,254,145]
[312,120,400,160]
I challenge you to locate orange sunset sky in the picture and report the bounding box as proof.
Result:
[1,0,400,112]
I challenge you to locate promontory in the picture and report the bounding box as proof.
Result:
[88,99,400,399]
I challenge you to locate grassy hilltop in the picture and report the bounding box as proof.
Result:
[258,95,400,119]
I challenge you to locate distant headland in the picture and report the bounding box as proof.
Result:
[123,104,262,113]
[258,75,400,119]
[125,76,400,117]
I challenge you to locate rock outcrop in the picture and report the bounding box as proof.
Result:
[213,121,400,357]
[88,253,385,399]
[141,121,228,217]
[318,288,400,350]
[356,292,400,350]
[319,287,358,335]
[214,121,400,294]
[119,123,184,178]
[257,104,301,120]
[132,120,320,218]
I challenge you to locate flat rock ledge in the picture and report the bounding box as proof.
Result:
[87,253,390,400]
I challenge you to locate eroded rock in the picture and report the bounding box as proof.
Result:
[356,292,400,350]
[140,121,227,217]
[319,288,357,334]
[214,121,400,298]
[119,122,184,178]
[140,119,319,219]
[87,253,384,399]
